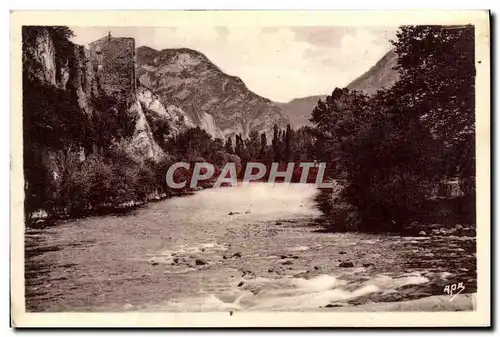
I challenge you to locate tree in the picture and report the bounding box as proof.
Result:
[168,126,214,160]
[392,25,475,196]
[259,132,268,160]
[310,25,475,232]
[340,89,441,230]
[272,124,282,162]
[294,126,315,162]
[235,134,249,164]
[310,88,371,178]
[225,136,234,154]
[245,130,261,161]
[212,138,224,154]
[235,134,242,157]
[284,124,293,162]
[50,26,75,40]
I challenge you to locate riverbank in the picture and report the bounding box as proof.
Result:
[314,187,476,236]
[26,186,206,229]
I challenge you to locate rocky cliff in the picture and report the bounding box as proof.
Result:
[135,46,289,139]
[24,29,291,166]
[22,27,164,162]
[22,27,94,115]
[136,85,196,135]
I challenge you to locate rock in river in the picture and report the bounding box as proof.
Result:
[325,303,344,308]
[195,258,208,266]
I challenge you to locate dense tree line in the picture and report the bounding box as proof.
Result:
[310,25,475,232]
[222,124,316,179]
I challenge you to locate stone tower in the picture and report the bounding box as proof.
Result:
[88,35,136,104]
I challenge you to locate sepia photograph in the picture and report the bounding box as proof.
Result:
[10,10,490,327]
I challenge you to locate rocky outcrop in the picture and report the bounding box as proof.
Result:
[123,100,165,162]
[88,35,136,105]
[22,27,95,116]
[136,86,196,135]
[136,46,289,139]
[22,27,165,162]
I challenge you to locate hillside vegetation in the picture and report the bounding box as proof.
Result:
[310,25,475,232]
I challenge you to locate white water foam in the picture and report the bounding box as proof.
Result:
[287,246,310,252]
[157,272,430,311]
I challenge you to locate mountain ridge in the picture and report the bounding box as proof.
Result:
[278,49,400,128]
[135,46,289,139]
[346,49,399,95]
[276,95,327,128]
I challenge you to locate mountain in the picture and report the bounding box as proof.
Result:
[23,28,256,217]
[276,95,327,129]
[277,49,399,129]
[22,29,290,171]
[135,46,289,139]
[346,49,399,95]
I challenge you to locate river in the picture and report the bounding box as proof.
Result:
[25,183,476,312]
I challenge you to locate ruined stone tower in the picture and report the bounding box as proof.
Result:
[88,34,136,104]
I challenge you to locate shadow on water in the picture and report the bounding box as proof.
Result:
[313,188,476,234]
[24,242,85,311]
[24,227,98,311]
[24,241,59,310]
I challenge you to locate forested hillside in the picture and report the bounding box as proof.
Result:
[310,25,475,232]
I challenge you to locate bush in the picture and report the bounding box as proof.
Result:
[315,189,361,232]
[28,145,160,218]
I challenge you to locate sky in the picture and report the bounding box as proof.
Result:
[70,26,397,102]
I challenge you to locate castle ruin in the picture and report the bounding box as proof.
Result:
[88,34,137,104]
